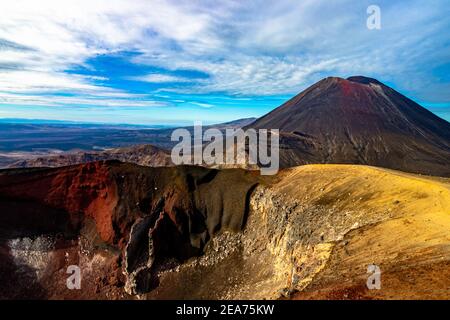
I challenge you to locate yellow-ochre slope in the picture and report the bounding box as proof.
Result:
[276,164,450,299]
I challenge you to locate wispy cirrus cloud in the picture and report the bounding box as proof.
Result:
[129,74,196,83]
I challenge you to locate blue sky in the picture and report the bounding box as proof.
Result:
[0,0,449,125]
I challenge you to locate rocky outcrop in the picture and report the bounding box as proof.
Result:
[143,165,450,300]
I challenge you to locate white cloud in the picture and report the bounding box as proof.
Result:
[0,70,105,93]
[0,0,214,96]
[129,74,194,83]
[0,0,448,106]
[190,102,213,108]
[0,91,167,108]
[145,55,340,96]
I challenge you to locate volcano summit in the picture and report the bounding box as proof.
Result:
[248,76,450,176]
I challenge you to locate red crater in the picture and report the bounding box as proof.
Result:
[0,161,261,297]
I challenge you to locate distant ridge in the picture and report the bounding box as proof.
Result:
[3,118,257,168]
[8,144,173,168]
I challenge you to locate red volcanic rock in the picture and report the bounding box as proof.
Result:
[0,161,261,297]
[248,76,450,176]
[0,162,118,242]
